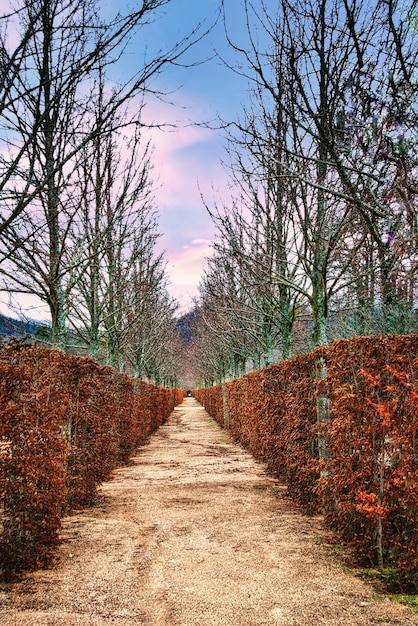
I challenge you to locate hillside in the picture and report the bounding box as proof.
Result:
[0,313,47,340]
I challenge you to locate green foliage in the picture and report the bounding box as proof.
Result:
[391,594,418,612]
[34,326,51,342]
[354,567,418,595]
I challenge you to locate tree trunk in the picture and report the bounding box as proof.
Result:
[263,318,273,367]
[222,382,230,429]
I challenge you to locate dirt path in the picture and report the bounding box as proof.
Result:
[0,398,416,626]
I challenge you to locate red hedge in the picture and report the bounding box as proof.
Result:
[0,342,183,579]
[195,335,418,589]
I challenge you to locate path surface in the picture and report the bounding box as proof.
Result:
[0,398,416,626]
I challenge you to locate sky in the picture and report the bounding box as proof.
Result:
[0,0,259,320]
[113,0,253,313]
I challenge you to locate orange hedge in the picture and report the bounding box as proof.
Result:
[0,342,183,579]
[321,336,418,588]
[195,335,418,589]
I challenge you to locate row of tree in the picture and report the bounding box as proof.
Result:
[192,0,418,387]
[0,0,205,385]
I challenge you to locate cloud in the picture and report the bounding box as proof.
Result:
[165,238,213,312]
[142,93,229,309]
[190,238,212,246]
[144,95,226,206]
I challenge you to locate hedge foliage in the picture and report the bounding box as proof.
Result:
[194,335,418,590]
[0,341,183,579]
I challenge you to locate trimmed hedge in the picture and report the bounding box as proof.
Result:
[195,335,418,589]
[0,342,183,579]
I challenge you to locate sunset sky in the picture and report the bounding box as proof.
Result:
[0,0,259,319]
[121,0,253,313]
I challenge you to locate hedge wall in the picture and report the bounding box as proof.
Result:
[0,342,183,579]
[194,335,418,589]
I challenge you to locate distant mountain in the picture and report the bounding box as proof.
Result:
[0,312,48,340]
[176,310,197,344]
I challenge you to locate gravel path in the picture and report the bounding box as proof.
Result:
[0,397,416,625]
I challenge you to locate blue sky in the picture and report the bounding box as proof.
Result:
[0,0,260,319]
[114,0,253,312]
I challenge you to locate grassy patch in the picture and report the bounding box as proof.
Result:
[323,542,345,554]
[352,567,417,596]
[390,594,418,613]
[322,546,418,608]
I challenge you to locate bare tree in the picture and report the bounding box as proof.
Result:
[216,0,418,347]
[325,0,418,333]
[209,72,304,361]
[0,0,210,346]
[110,229,167,376]
[68,93,157,366]
[130,288,180,385]
[192,297,239,387]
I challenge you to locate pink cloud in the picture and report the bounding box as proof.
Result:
[127,86,230,212]
[142,92,229,310]
[165,239,213,311]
